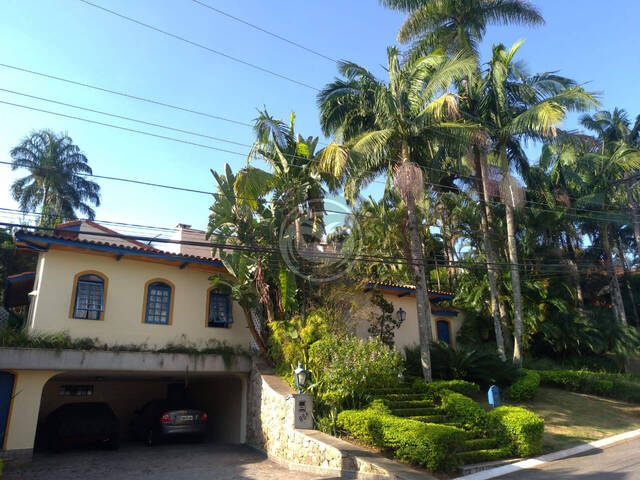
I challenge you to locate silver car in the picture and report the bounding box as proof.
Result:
[131,400,207,445]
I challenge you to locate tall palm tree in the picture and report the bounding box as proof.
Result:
[479,41,598,365]
[10,130,100,228]
[318,47,476,381]
[381,0,544,56]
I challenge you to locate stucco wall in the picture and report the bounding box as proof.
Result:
[4,370,59,452]
[354,291,464,352]
[28,249,252,349]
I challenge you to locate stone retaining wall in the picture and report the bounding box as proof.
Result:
[246,360,392,478]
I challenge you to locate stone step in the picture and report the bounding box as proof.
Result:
[392,407,442,417]
[408,414,447,424]
[373,393,431,401]
[386,399,436,409]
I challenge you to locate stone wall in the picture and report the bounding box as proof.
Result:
[246,361,347,472]
[246,360,430,478]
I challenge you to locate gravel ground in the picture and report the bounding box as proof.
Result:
[4,442,338,480]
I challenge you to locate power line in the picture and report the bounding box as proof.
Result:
[0,100,247,156]
[0,63,253,127]
[1,220,608,273]
[190,0,338,63]
[78,0,320,91]
[0,87,252,148]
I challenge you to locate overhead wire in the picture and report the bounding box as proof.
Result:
[189,0,338,63]
[77,0,320,91]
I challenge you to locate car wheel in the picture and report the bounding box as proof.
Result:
[146,429,155,447]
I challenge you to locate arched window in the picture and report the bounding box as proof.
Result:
[71,272,107,320]
[143,280,174,325]
[206,288,233,328]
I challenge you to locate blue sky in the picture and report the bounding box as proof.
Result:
[1,0,639,234]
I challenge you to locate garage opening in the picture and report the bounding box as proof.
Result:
[34,372,246,451]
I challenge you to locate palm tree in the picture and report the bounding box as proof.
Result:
[10,130,100,228]
[571,112,640,327]
[381,0,544,56]
[479,41,598,365]
[318,47,476,381]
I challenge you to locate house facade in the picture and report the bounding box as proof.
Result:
[0,220,462,460]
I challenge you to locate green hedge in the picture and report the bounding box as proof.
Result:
[508,371,541,401]
[535,369,640,402]
[487,406,544,457]
[457,446,512,464]
[440,391,487,429]
[337,402,466,471]
[411,378,480,397]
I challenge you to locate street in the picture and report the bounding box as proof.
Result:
[501,437,640,479]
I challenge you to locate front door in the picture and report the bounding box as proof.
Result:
[436,320,451,344]
[0,372,15,448]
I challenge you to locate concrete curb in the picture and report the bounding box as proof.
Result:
[454,428,640,480]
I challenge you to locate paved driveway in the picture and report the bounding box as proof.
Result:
[501,437,640,479]
[4,443,337,480]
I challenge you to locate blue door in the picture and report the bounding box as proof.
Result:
[437,320,451,344]
[0,372,15,449]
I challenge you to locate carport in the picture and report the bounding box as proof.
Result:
[37,372,246,447]
[0,348,252,456]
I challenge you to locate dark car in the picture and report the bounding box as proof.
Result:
[44,402,119,452]
[130,400,207,446]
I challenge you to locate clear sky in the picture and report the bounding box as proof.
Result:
[1,0,639,235]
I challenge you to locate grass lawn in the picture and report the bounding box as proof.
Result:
[510,387,640,452]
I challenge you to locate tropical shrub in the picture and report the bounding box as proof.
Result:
[439,390,487,429]
[536,369,640,402]
[405,342,520,387]
[487,406,544,457]
[337,402,466,471]
[309,336,404,410]
[507,371,541,401]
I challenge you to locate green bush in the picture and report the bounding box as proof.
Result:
[457,446,512,464]
[440,391,487,429]
[507,371,541,401]
[337,404,466,471]
[487,406,544,457]
[425,342,521,387]
[411,377,481,397]
[309,336,405,410]
[536,369,640,402]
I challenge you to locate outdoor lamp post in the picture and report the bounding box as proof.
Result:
[396,307,406,323]
[294,363,309,393]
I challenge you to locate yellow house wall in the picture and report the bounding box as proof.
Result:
[4,370,59,451]
[354,291,463,352]
[28,249,252,349]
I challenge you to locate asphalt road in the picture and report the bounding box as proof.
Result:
[501,437,640,479]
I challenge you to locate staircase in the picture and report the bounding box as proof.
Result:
[371,388,510,465]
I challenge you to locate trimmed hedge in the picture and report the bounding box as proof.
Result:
[535,369,640,402]
[508,371,541,401]
[457,446,512,464]
[412,378,481,397]
[337,402,466,471]
[487,406,544,457]
[461,438,499,451]
[440,391,487,429]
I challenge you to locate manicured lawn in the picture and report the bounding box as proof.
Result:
[510,387,640,452]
